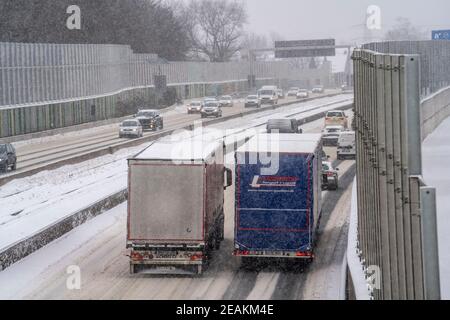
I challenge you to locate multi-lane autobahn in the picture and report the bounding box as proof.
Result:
[0,95,356,300]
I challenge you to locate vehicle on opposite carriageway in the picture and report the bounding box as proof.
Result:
[134,109,164,131]
[258,86,279,105]
[0,143,17,173]
[296,89,309,99]
[187,101,203,114]
[201,101,223,118]
[119,119,143,138]
[218,95,234,108]
[244,95,261,108]
[287,87,300,97]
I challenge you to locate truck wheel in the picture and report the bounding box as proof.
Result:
[11,163,17,171]
[130,264,136,274]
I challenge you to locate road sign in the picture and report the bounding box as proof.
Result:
[275,39,336,58]
[432,30,450,40]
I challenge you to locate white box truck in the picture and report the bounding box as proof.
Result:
[126,137,232,274]
[258,85,279,105]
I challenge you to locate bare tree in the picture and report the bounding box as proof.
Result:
[186,0,247,62]
[240,32,269,60]
[385,17,426,41]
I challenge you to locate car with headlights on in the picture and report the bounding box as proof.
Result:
[244,95,261,108]
[312,85,325,94]
[187,101,203,114]
[0,143,17,173]
[135,109,163,131]
[218,95,234,107]
[276,89,285,99]
[296,89,309,99]
[119,119,143,138]
[287,87,300,97]
[201,101,222,118]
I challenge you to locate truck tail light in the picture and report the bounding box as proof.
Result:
[130,251,144,261]
[295,251,312,257]
[190,253,203,261]
[233,250,250,256]
[327,172,334,177]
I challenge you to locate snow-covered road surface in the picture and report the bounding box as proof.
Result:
[0,94,353,254]
[0,111,356,300]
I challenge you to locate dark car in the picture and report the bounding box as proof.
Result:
[266,119,303,134]
[0,143,17,173]
[322,161,339,190]
[135,109,164,131]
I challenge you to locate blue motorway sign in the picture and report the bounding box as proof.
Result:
[432,30,450,40]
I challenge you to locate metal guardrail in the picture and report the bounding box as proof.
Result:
[352,48,440,300]
[0,42,331,109]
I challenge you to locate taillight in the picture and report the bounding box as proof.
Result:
[295,251,312,257]
[130,251,143,261]
[327,172,334,177]
[190,253,203,261]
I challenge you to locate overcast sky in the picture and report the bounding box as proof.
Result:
[243,0,450,44]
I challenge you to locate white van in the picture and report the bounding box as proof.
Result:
[258,86,279,105]
[337,131,356,160]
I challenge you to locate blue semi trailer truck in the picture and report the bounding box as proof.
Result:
[234,133,323,262]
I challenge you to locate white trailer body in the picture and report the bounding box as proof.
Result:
[127,137,231,274]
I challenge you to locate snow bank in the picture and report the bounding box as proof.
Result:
[422,116,450,299]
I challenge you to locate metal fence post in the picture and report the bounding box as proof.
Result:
[420,187,441,300]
